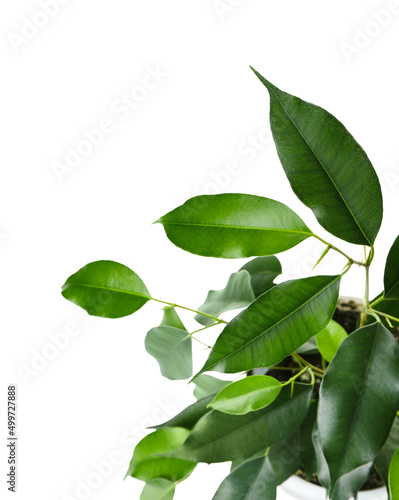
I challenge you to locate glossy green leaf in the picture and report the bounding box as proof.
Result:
[313,423,371,498]
[375,417,399,486]
[156,194,313,258]
[125,427,196,482]
[212,456,277,500]
[318,323,399,489]
[195,271,255,326]
[153,395,215,431]
[193,375,230,401]
[140,479,175,500]
[61,260,151,318]
[239,256,282,298]
[251,68,383,246]
[208,376,282,415]
[316,320,348,363]
[389,449,399,499]
[384,235,399,300]
[145,326,192,380]
[196,275,340,376]
[166,384,312,463]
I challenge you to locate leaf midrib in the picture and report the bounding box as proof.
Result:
[203,276,340,372]
[161,220,312,237]
[267,83,371,246]
[62,281,151,300]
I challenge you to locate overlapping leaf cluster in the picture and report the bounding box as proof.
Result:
[61,70,399,500]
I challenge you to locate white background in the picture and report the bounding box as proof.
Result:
[1,1,399,499]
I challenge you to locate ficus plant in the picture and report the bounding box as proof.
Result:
[61,67,399,500]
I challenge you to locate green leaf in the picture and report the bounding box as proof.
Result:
[315,320,348,363]
[193,375,230,400]
[239,256,282,298]
[145,327,192,380]
[389,449,399,499]
[295,336,318,355]
[195,271,255,326]
[161,306,186,329]
[375,417,399,486]
[297,401,318,480]
[61,260,151,318]
[212,456,277,500]
[196,275,340,376]
[156,194,313,258]
[313,423,371,498]
[385,235,399,300]
[251,68,383,246]
[125,427,196,482]
[165,384,312,463]
[207,376,282,415]
[318,322,399,489]
[140,479,175,500]
[153,395,215,431]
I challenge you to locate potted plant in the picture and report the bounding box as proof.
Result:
[60,68,399,500]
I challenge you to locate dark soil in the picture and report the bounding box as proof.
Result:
[266,297,385,491]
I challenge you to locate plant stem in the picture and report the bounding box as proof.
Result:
[292,352,325,375]
[369,295,384,308]
[369,309,399,324]
[183,322,220,342]
[281,366,310,387]
[312,234,365,267]
[152,298,227,324]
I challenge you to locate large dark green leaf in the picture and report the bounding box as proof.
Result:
[212,456,277,500]
[313,423,371,499]
[385,235,399,300]
[375,417,399,486]
[297,401,318,480]
[153,395,215,431]
[318,323,399,490]
[156,194,313,258]
[193,375,230,400]
[140,479,175,500]
[195,270,255,326]
[165,384,312,463]
[61,260,151,318]
[239,256,282,298]
[125,427,196,482]
[251,68,383,246]
[196,275,340,376]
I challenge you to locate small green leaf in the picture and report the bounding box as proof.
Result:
[375,417,399,486]
[140,479,175,500]
[239,256,282,297]
[384,235,399,300]
[195,270,255,326]
[212,456,277,500]
[125,427,196,483]
[153,395,215,431]
[318,323,399,489]
[196,275,340,376]
[165,384,312,463]
[145,326,192,380]
[61,260,151,318]
[207,376,282,415]
[251,68,383,246]
[193,375,230,400]
[389,449,399,499]
[316,320,348,363]
[157,194,313,258]
[161,306,186,329]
